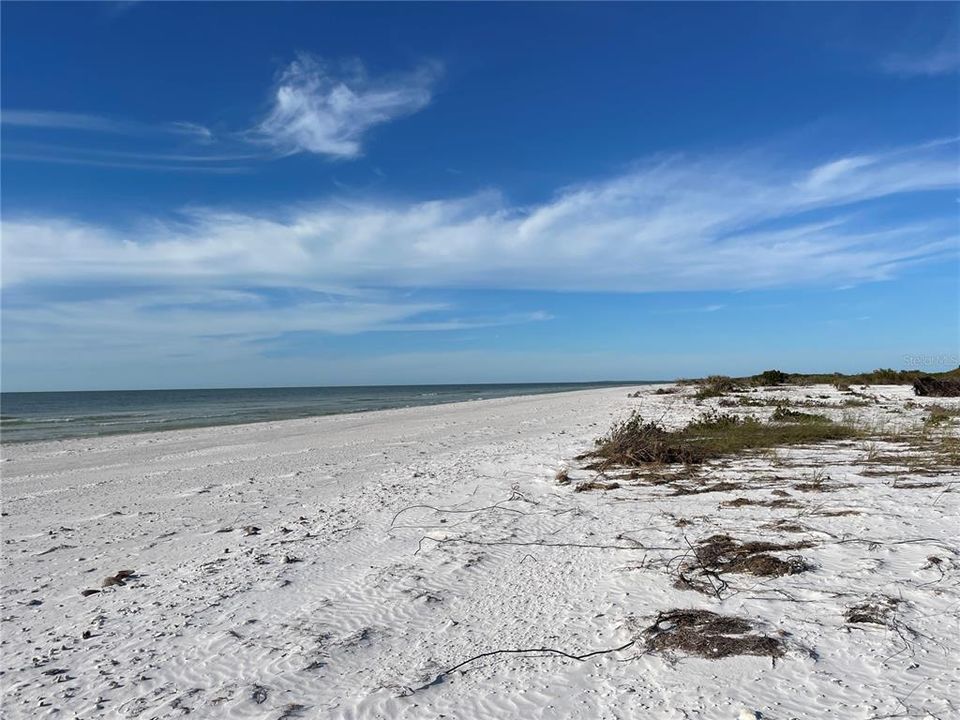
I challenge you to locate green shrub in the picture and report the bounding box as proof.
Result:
[585,410,857,468]
[771,405,830,424]
[694,375,743,400]
[753,369,788,386]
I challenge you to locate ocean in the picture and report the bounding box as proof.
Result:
[0,382,643,444]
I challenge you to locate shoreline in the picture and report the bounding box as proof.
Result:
[2,383,957,719]
[0,381,645,447]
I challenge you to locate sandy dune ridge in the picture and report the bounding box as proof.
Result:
[1,384,958,719]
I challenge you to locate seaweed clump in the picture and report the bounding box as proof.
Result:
[643,609,784,659]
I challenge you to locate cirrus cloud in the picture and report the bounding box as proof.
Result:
[4,137,957,295]
[253,54,441,158]
[2,136,956,389]
[881,36,960,77]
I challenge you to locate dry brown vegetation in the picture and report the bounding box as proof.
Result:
[693,375,744,400]
[683,366,960,390]
[643,609,785,659]
[675,534,812,596]
[914,376,960,397]
[925,404,960,427]
[771,405,830,424]
[841,397,872,408]
[560,372,959,669]
[845,596,901,626]
[574,480,621,492]
[858,432,960,477]
[583,411,857,471]
[721,497,802,509]
[693,534,811,575]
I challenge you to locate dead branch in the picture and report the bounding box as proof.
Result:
[389,487,570,530]
[830,538,959,556]
[413,535,678,555]
[415,638,636,690]
[390,500,526,529]
[679,534,728,599]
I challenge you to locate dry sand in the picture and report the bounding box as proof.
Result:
[1,384,958,719]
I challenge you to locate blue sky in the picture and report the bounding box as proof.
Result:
[1,2,958,391]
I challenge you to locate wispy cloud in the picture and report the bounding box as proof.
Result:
[2,137,956,382]
[881,36,960,77]
[1,289,550,385]
[2,54,439,169]
[801,156,876,190]
[170,121,215,142]
[0,110,244,171]
[4,138,956,294]
[4,291,448,345]
[2,141,258,173]
[253,54,441,158]
[1,153,250,174]
[1,109,137,133]
[654,303,726,315]
[1,109,214,138]
[102,1,141,19]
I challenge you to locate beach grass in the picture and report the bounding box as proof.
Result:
[585,410,858,469]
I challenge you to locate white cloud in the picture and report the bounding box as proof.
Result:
[3,292,447,349]
[170,121,215,142]
[254,54,440,158]
[1,110,227,171]
[4,137,956,294]
[881,37,960,77]
[0,110,137,133]
[2,141,259,173]
[1,152,251,174]
[1,55,435,169]
[801,156,876,190]
[1,109,214,139]
[1,288,553,391]
[2,136,957,389]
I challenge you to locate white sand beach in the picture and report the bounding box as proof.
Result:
[2,384,958,719]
